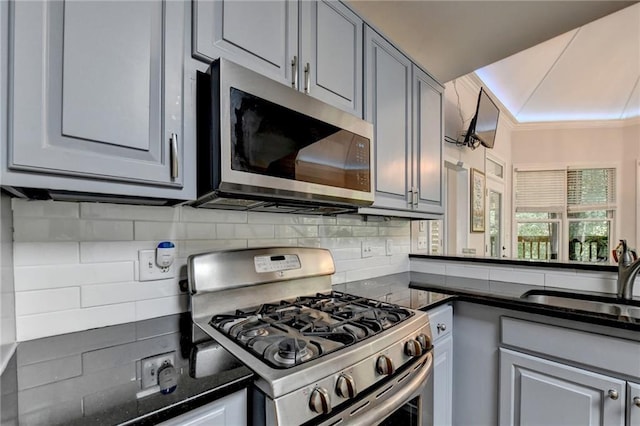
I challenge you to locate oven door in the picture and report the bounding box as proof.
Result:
[317,351,433,426]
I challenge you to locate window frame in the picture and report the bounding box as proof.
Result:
[512,163,619,264]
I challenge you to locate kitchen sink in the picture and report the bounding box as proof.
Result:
[520,290,640,321]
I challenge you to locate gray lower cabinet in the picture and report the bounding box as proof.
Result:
[629,382,640,425]
[428,304,453,426]
[6,0,191,199]
[362,26,443,218]
[193,0,362,116]
[158,389,247,426]
[499,348,625,426]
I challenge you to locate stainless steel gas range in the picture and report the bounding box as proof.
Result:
[188,247,433,425]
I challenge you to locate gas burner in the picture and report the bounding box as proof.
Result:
[209,290,414,368]
[265,338,319,367]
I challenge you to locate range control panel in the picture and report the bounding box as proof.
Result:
[254,254,301,273]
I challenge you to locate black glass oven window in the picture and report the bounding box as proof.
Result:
[230,88,370,192]
[379,396,420,425]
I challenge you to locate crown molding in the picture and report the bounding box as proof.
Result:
[513,115,640,131]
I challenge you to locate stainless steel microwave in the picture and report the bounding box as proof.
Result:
[194,58,374,214]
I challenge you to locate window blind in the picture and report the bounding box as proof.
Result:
[567,168,616,211]
[514,169,566,212]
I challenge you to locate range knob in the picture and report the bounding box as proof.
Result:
[404,339,423,357]
[309,387,331,414]
[416,333,432,351]
[336,373,357,399]
[376,355,395,376]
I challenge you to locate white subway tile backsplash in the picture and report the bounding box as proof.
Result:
[181,206,248,223]
[318,225,354,238]
[17,303,136,341]
[14,242,79,266]
[134,221,216,241]
[216,223,274,239]
[10,200,412,340]
[14,218,81,242]
[16,288,80,316]
[17,355,82,390]
[489,267,545,286]
[81,203,178,221]
[13,218,133,242]
[81,280,181,307]
[445,264,491,280]
[410,259,446,275]
[12,199,79,218]
[80,241,156,263]
[247,238,298,248]
[80,220,134,241]
[352,226,378,237]
[179,240,247,257]
[274,225,318,238]
[14,262,134,291]
[135,295,189,321]
[248,211,333,225]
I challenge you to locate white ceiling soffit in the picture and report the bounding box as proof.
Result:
[346,1,637,83]
[476,2,640,122]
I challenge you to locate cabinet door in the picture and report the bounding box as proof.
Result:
[628,382,640,426]
[499,348,625,426]
[412,66,444,214]
[433,334,453,426]
[364,26,412,211]
[300,1,362,116]
[193,0,297,87]
[10,0,183,187]
[158,389,247,426]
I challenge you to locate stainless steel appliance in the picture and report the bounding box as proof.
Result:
[188,247,433,425]
[195,59,374,214]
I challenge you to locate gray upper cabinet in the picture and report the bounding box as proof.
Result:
[6,0,190,199]
[362,26,443,218]
[413,66,444,214]
[193,0,298,86]
[300,1,362,116]
[193,0,362,117]
[363,26,412,212]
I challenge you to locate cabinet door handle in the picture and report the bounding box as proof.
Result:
[634,396,640,407]
[413,188,419,207]
[407,189,414,208]
[608,389,619,400]
[304,62,310,93]
[170,133,179,179]
[291,56,298,89]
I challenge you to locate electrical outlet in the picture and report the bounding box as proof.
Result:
[386,239,393,256]
[138,250,176,281]
[417,236,428,250]
[361,241,373,258]
[141,352,175,390]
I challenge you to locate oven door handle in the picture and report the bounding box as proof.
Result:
[323,352,433,426]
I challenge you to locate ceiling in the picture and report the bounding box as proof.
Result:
[347,1,638,123]
[476,3,640,122]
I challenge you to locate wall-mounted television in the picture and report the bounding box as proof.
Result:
[464,88,500,149]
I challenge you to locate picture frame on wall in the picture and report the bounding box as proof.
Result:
[470,168,485,233]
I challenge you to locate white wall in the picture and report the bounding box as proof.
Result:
[512,120,640,249]
[442,74,513,256]
[0,193,16,371]
[11,200,411,341]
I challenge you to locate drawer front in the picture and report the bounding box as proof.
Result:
[428,304,453,341]
[501,317,640,379]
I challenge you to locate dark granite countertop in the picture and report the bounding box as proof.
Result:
[409,254,617,272]
[0,313,253,426]
[409,272,640,332]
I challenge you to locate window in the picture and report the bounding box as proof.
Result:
[514,167,616,263]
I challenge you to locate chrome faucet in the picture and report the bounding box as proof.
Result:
[617,240,640,300]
